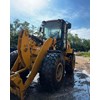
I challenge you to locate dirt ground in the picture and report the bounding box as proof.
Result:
[75,56,90,74]
[11,56,90,100]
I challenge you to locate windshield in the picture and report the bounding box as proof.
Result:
[43,21,61,39]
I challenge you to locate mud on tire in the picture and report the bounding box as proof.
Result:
[65,54,75,74]
[39,53,65,91]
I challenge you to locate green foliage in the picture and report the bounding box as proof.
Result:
[76,52,90,57]
[68,33,90,52]
[10,19,39,48]
[10,19,20,49]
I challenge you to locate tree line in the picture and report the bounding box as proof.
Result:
[68,33,90,52]
[10,19,90,52]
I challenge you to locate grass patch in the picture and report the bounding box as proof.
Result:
[76,52,90,57]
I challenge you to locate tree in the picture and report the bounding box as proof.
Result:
[68,33,90,52]
[10,19,38,49]
[10,19,21,49]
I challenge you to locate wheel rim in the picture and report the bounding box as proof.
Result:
[56,63,63,82]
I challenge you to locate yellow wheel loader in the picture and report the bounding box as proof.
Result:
[10,19,75,100]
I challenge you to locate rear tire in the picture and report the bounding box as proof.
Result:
[10,50,18,69]
[65,54,75,74]
[39,53,65,91]
[10,50,29,83]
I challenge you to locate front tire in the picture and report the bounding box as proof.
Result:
[39,53,65,91]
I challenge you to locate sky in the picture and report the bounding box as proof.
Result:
[10,0,90,39]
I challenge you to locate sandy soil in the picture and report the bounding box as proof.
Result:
[75,56,90,74]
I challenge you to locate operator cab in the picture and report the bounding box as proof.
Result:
[42,20,62,39]
[40,19,71,50]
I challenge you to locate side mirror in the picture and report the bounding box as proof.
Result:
[67,23,71,29]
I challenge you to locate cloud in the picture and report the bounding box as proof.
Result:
[10,0,81,23]
[70,28,90,39]
[11,0,51,14]
[28,8,78,24]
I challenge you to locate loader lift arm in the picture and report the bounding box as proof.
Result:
[10,29,53,100]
